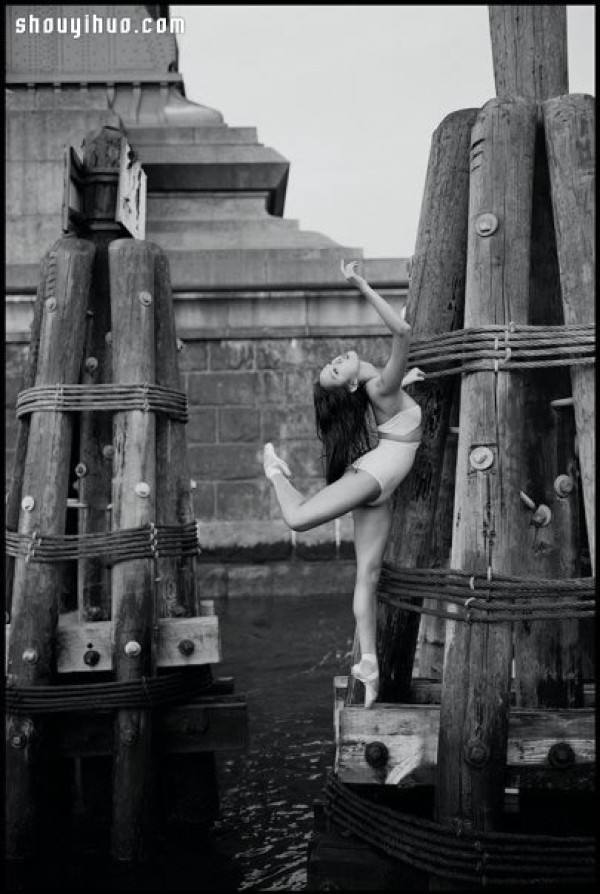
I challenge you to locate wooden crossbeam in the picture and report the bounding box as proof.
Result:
[335,699,595,789]
[52,694,247,757]
[6,604,220,673]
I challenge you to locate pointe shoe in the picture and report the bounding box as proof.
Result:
[263,443,291,480]
[351,658,379,709]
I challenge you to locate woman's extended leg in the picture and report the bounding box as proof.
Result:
[267,466,381,532]
[351,501,393,706]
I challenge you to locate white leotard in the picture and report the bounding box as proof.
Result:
[351,402,422,506]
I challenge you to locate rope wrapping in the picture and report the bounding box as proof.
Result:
[16,383,188,422]
[377,565,595,624]
[5,522,199,564]
[324,777,596,886]
[5,667,213,714]
[406,323,594,378]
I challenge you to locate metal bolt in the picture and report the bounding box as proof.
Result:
[105,331,112,345]
[469,446,494,471]
[124,641,141,658]
[83,649,101,667]
[364,741,389,769]
[178,639,195,657]
[21,495,35,511]
[45,298,57,313]
[75,462,88,478]
[554,475,574,498]
[135,482,151,498]
[121,729,137,746]
[11,734,27,749]
[531,504,552,527]
[548,741,575,768]
[465,738,489,768]
[138,291,152,307]
[475,212,499,237]
[102,445,115,460]
[22,648,39,665]
[85,356,98,374]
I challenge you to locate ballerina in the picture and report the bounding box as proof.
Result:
[263,260,425,707]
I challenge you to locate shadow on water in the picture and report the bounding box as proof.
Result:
[5,591,355,892]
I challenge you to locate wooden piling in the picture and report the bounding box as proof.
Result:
[435,97,538,844]
[489,5,568,102]
[542,94,595,573]
[5,244,56,614]
[6,237,95,859]
[375,108,477,703]
[78,127,127,623]
[152,246,198,618]
[109,239,157,862]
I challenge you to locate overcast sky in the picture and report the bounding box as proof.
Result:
[171,5,595,259]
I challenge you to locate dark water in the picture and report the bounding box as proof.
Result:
[211,590,355,891]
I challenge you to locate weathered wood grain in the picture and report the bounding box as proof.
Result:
[489,5,568,102]
[5,237,95,858]
[376,108,477,704]
[436,96,538,835]
[543,94,595,573]
[108,238,157,862]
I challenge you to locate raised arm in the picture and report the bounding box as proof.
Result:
[341,261,413,395]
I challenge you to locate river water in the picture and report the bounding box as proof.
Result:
[211,589,355,891]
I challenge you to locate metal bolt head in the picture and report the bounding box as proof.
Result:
[138,291,152,307]
[45,297,57,313]
[22,648,39,665]
[121,728,137,746]
[475,212,499,237]
[124,641,142,658]
[102,445,115,460]
[178,639,195,657]
[11,734,27,749]
[21,495,35,511]
[554,475,574,498]
[548,741,575,768]
[85,356,98,373]
[531,504,552,527]
[75,462,88,478]
[364,741,389,768]
[83,649,101,667]
[469,446,494,471]
[105,331,112,345]
[134,482,151,498]
[465,738,489,767]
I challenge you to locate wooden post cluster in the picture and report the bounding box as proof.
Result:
[4,126,233,865]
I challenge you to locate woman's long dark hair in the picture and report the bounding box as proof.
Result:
[313,381,374,484]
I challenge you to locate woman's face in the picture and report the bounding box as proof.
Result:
[319,350,360,390]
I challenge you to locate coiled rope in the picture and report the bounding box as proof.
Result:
[407,323,594,378]
[5,522,199,564]
[16,383,188,422]
[324,776,595,886]
[378,565,595,623]
[5,667,213,714]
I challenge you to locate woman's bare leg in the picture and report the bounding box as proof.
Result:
[268,467,381,532]
[352,501,392,656]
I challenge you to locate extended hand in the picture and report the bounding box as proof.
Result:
[263,443,291,481]
[402,367,426,386]
[340,259,366,288]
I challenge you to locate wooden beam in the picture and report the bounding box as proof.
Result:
[336,702,595,789]
[5,237,95,859]
[109,238,157,862]
[543,94,595,573]
[52,695,248,758]
[377,108,477,703]
[436,96,538,836]
[489,6,568,102]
